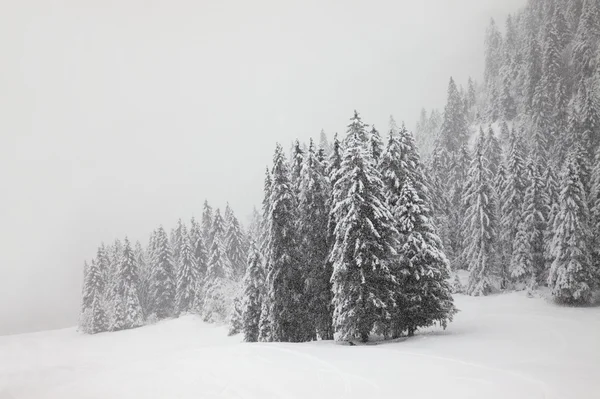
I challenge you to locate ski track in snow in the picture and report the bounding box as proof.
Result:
[1,292,599,399]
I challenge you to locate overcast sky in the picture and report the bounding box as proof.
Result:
[0,0,525,335]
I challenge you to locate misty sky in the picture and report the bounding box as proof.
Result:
[0,0,525,335]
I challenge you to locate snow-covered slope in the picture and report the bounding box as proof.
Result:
[1,292,599,399]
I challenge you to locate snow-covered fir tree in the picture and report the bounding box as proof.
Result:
[170,218,185,267]
[297,138,333,340]
[228,296,243,336]
[483,125,503,177]
[463,145,498,296]
[202,228,230,323]
[247,207,261,244]
[201,200,214,249]
[80,253,108,334]
[548,154,595,303]
[264,143,305,342]
[501,131,528,273]
[189,216,208,312]
[392,179,457,337]
[369,126,384,161]
[224,210,248,280]
[150,226,176,319]
[134,240,151,318]
[439,77,470,153]
[319,129,332,155]
[112,238,144,331]
[329,111,400,342]
[241,242,264,342]
[290,139,304,191]
[257,168,273,341]
[176,224,200,314]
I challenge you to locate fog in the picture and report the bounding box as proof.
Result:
[0,0,525,335]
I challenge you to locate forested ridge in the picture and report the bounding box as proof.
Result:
[80,0,600,342]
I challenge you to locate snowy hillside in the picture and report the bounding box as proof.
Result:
[2,292,599,399]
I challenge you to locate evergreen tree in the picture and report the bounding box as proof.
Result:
[446,144,471,268]
[463,148,497,296]
[176,225,200,314]
[495,162,511,288]
[369,126,384,161]
[329,111,400,342]
[150,226,176,319]
[467,77,477,109]
[171,218,185,267]
[290,139,304,190]
[510,159,549,288]
[112,238,144,331]
[524,161,550,283]
[224,210,248,280]
[264,143,304,342]
[258,301,272,342]
[247,207,262,243]
[297,138,333,340]
[484,18,504,86]
[510,220,533,284]
[391,179,457,337]
[483,125,503,176]
[548,155,595,303]
[134,240,151,318]
[501,131,528,271]
[81,256,108,334]
[544,166,561,271]
[575,77,600,152]
[257,168,273,341]
[224,203,234,231]
[439,77,470,153]
[241,243,264,342]
[201,200,214,249]
[319,129,332,155]
[203,229,229,323]
[500,78,517,121]
[228,297,243,336]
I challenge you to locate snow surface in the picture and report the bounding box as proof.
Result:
[1,292,599,399]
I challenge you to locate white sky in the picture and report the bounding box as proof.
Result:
[0,0,525,334]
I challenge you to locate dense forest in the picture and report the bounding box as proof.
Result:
[80,0,600,342]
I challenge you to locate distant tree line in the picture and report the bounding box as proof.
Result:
[415,0,600,302]
[80,203,249,334]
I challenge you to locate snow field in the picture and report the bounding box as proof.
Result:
[1,291,599,399]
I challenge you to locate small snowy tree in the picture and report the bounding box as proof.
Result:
[228,296,243,336]
[190,218,209,313]
[202,230,229,323]
[370,126,384,161]
[150,226,176,319]
[112,238,144,331]
[201,200,214,249]
[224,211,248,280]
[258,301,272,342]
[80,256,108,334]
[176,225,200,314]
[241,243,264,342]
